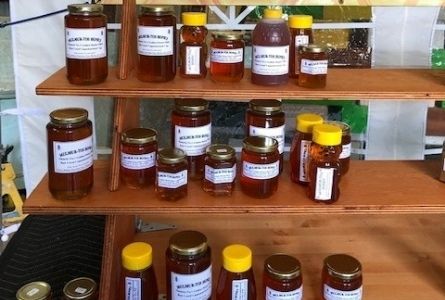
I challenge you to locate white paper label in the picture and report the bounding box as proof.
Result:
[300,59,328,75]
[266,286,303,300]
[299,140,311,182]
[125,277,141,300]
[315,168,335,200]
[174,124,211,156]
[66,27,106,59]
[53,136,93,174]
[205,164,236,184]
[157,170,187,188]
[137,26,174,56]
[171,266,212,300]
[252,45,289,75]
[26,288,40,296]
[232,279,248,300]
[121,152,156,170]
[249,125,285,154]
[340,143,352,159]
[295,35,309,47]
[186,46,201,75]
[210,47,243,63]
[323,285,362,300]
[243,161,279,180]
[74,287,88,294]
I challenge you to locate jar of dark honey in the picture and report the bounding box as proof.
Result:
[137,6,176,82]
[65,4,108,85]
[155,148,188,201]
[298,44,328,88]
[166,230,212,300]
[120,128,157,189]
[325,121,351,175]
[202,144,236,196]
[263,254,303,300]
[46,108,93,200]
[63,277,98,300]
[210,31,244,82]
[322,254,363,300]
[16,281,52,300]
[240,136,280,198]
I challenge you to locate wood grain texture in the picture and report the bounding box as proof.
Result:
[36,67,445,100]
[116,0,136,79]
[23,160,445,215]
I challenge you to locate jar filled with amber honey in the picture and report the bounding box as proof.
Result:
[63,277,98,300]
[155,148,188,201]
[325,121,351,175]
[120,128,157,189]
[210,31,244,82]
[202,144,236,196]
[47,108,93,200]
[16,282,52,300]
[298,44,328,88]
[65,4,108,85]
[289,15,313,78]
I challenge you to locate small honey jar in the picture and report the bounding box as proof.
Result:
[155,148,188,201]
[298,44,328,88]
[202,144,236,196]
[16,281,52,300]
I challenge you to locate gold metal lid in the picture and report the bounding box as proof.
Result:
[249,99,282,114]
[206,144,235,161]
[175,99,208,112]
[212,31,244,41]
[141,5,174,14]
[324,121,351,135]
[324,254,362,280]
[169,230,208,256]
[121,128,157,144]
[68,4,103,15]
[265,254,301,280]
[243,136,278,154]
[50,108,88,125]
[16,281,51,300]
[301,44,327,53]
[63,277,97,300]
[158,148,186,164]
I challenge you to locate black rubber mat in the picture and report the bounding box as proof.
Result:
[0,215,105,300]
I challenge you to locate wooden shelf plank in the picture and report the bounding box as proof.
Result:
[36,67,445,100]
[23,160,445,215]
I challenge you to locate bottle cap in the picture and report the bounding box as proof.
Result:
[263,7,283,19]
[296,113,324,133]
[63,277,97,300]
[301,44,327,53]
[121,128,157,144]
[169,230,208,256]
[249,99,282,114]
[312,124,342,146]
[68,4,103,15]
[50,108,88,125]
[175,98,208,112]
[324,121,351,135]
[243,136,278,154]
[206,144,236,161]
[288,15,313,29]
[222,244,252,273]
[324,254,362,280]
[141,6,174,14]
[121,242,153,271]
[265,254,301,280]
[158,148,186,164]
[16,282,51,300]
[182,12,207,26]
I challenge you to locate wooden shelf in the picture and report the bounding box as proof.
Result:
[23,159,445,215]
[36,67,445,101]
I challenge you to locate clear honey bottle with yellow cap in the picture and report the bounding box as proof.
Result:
[288,15,313,78]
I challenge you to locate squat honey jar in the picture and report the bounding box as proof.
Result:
[202,144,236,196]
[155,148,188,201]
[298,44,328,88]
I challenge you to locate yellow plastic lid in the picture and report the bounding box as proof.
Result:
[312,124,342,146]
[288,15,313,29]
[182,12,207,26]
[263,7,282,19]
[122,242,153,271]
[296,113,324,133]
[222,244,252,273]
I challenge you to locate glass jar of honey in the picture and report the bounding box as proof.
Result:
[298,44,328,89]
[166,230,212,300]
[263,254,303,300]
[63,277,98,300]
[240,136,280,198]
[288,15,313,79]
[155,148,188,201]
[322,254,363,300]
[325,121,351,175]
[120,128,157,189]
[46,108,93,200]
[202,144,237,196]
[210,31,244,82]
[16,282,52,300]
[65,4,108,85]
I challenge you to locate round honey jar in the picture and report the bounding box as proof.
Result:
[298,44,328,88]
[16,281,52,300]
[63,277,98,300]
[202,144,236,196]
[155,148,188,201]
[210,31,245,82]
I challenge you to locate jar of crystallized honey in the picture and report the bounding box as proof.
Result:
[210,31,244,82]
[298,44,328,88]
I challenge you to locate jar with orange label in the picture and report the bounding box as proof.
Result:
[155,148,188,201]
[202,144,237,196]
[210,32,244,82]
[298,44,328,88]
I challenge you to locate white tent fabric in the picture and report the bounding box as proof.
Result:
[10,0,95,195]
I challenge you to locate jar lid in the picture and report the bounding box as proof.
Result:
[324,254,362,280]
[158,148,186,164]
[169,230,208,256]
[182,12,207,26]
[288,15,313,29]
[249,99,282,114]
[122,242,153,271]
[324,121,351,135]
[263,7,283,19]
[121,128,157,144]
[175,99,208,112]
[206,144,235,161]
[301,44,327,53]
[68,4,103,15]
[312,124,342,146]
[243,136,278,154]
[296,113,324,133]
[16,281,51,300]
[212,31,244,41]
[141,5,174,14]
[63,277,97,300]
[222,244,252,273]
[265,254,301,280]
[50,108,88,125]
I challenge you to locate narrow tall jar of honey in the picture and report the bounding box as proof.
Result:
[210,32,245,82]
[325,121,351,175]
[288,15,313,78]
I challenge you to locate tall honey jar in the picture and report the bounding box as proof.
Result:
[298,44,328,88]
[210,31,245,82]
[202,144,236,196]
[325,121,351,175]
[155,148,188,201]
[288,15,313,78]
[16,282,52,300]
[47,108,93,200]
[65,4,108,85]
